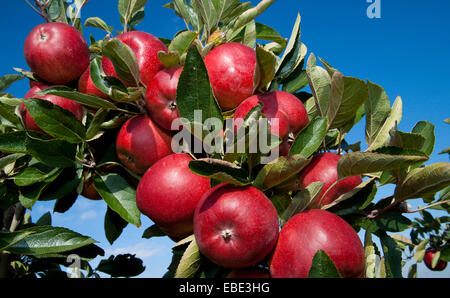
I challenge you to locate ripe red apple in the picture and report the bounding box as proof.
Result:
[194,183,279,268]
[78,65,109,99]
[269,209,365,278]
[233,90,309,156]
[136,153,210,239]
[24,22,90,84]
[102,31,167,87]
[424,248,448,271]
[145,66,182,131]
[20,84,83,133]
[204,42,258,111]
[226,267,270,278]
[116,114,173,175]
[298,152,362,208]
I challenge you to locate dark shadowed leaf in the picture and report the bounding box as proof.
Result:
[104,207,129,245]
[142,224,166,239]
[189,158,249,185]
[96,254,145,277]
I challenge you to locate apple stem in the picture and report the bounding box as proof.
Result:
[25,0,49,22]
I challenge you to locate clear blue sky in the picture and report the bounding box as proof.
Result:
[0,0,449,278]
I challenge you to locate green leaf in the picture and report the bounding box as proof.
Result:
[305,53,331,118]
[0,102,21,127]
[289,117,327,158]
[337,151,429,179]
[7,226,97,256]
[365,81,391,147]
[142,224,166,239]
[0,230,35,252]
[93,173,141,227]
[157,51,181,68]
[23,98,86,144]
[175,237,202,278]
[104,207,128,245]
[169,31,198,55]
[189,158,249,186]
[14,164,62,187]
[280,182,324,226]
[86,108,109,140]
[192,0,217,35]
[255,22,287,51]
[119,0,149,24]
[308,250,342,278]
[89,58,127,98]
[232,0,276,34]
[269,193,291,217]
[253,155,310,191]
[411,121,435,156]
[102,38,141,86]
[394,162,450,201]
[37,86,116,109]
[0,74,24,92]
[379,231,403,278]
[36,211,52,226]
[84,17,113,32]
[176,46,222,123]
[96,254,145,277]
[0,131,28,153]
[25,136,77,168]
[0,153,25,170]
[255,44,277,91]
[375,212,412,232]
[282,68,308,94]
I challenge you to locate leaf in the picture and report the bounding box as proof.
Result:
[411,121,435,156]
[93,173,141,227]
[158,51,181,68]
[0,102,21,127]
[379,231,403,278]
[0,131,28,153]
[169,31,198,55]
[282,68,308,94]
[142,224,166,239]
[280,182,324,226]
[104,207,129,245]
[189,158,249,186]
[255,22,287,51]
[255,44,277,91]
[7,226,97,256]
[0,153,25,170]
[37,86,117,109]
[375,212,412,233]
[337,151,429,179]
[413,239,430,262]
[96,254,145,277]
[289,117,328,158]
[365,81,391,147]
[25,136,77,168]
[23,98,86,144]
[394,162,450,201]
[36,211,52,226]
[306,53,331,118]
[0,230,35,253]
[14,164,62,187]
[86,108,109,140]
[253,155,310,191]
[366,96,403,151]
[102,38,141,86]
[308,250,342,278]
[192,0,217,35]
[19,182,50,209]
[232,0,276,35]
[84,17,113,32]
[0,74,24,92]
[176,46,222,123]
[175,237,202,278]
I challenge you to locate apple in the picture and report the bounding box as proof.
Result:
[24,22,90,84]
[102,31,167,87]
[145,66,182,131]
[20,84,84,133]
[233,90,310,156]
[136,153,210,239]
[424,248,448,271]
[269,209,365,278]
[204,42,258,111]
[193,183,279,268]
[226,267,270,278]
[78,65,109,99]
[115,114,173,175]
[298,152,362,208]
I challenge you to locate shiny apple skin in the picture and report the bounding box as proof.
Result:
[78,65,109,99]
[424,248,448,271]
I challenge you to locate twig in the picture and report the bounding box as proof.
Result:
[73,0,87,24]
[406,200,450,214]
[25,0,46,20]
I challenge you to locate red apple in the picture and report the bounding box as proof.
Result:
[102,31,167,87]
[269,209,365,278]
[145,66,182,131]
[116,114,173,175]
[204,42,258,111]
[424,248,448,271]
[233,90,309,156]
[298,152,362,208]
[24,22,90,84]
[20,84,83,133]
[226,267,270,278]
[136,153,210,239]
[78,65,109,99]
[194,183,279,268]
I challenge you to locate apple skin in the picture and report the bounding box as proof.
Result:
[204,42,258,111]
[226,267,270,278]
[102,31,167,87]
[78,65,109,99]
[24,22,90,84]
[194,183,279,268]
[115,114,173,175]
[269,209,365,278]
[136,153,210,239]
[145,66,182,131]
[298,152,362,208]
[233,90,309,156]
[20,84,84,133]
[424,248,448,271]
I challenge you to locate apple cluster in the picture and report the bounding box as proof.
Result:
[22,22,368,278]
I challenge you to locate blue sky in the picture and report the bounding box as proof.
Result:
[1,0,449,278]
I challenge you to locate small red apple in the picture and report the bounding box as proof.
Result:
[145,66,182,131]
[298,152,362,208]
[233,90,309,156]
[269,209,365,278]
[204,42,258,111]
[78,65,109,99]
[424,248,448,271]
[136,153,210,239]
[20,84,83,133]
[115,114,173,175]
[24,22,90,84]
[226,267,270,278]
[194,183,279,268]
[102,31,167,87]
